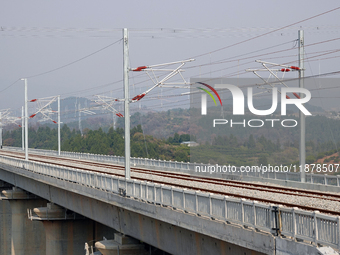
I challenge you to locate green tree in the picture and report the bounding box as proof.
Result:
[247,134,256,149]
[258,155,268,166]
[306,155,316,164]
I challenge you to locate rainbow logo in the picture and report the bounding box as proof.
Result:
[197,82,223,106]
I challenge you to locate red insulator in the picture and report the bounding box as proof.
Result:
[53,121,57,124]
[30,99,37,102]
[19,125,21,127]
[29,114,36,118]
[132,66,147,71]
[281,68,290,72]
[286,95,291,99]
[290,66,300,70]
[132,93,146,101]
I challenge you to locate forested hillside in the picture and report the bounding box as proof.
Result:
[2,125,191,162]
[3,108,340,169]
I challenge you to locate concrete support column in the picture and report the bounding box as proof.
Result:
[2,187,46,255]
[0,198,11,254]
[43,220,94,255]
[0,182,13,255]
[95,233,147,255]
[32,203,106,255]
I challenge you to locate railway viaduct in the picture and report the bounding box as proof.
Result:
[0,147,338,255]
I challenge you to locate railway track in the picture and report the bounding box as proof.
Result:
[1,149,340,215]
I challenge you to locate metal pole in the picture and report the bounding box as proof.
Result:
[113,111,116,130]
[58,95,61,156]
[111,91,116,130]
[123,28,130,179]
[299,30,305,183]
[22,78,28,161]
[0,112,2,149]
[78,102,82,135]
[22,106,24,150]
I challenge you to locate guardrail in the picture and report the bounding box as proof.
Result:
[2,146,340,186]
[0,153,339,250]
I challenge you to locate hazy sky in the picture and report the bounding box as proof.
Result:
[1,1,340,117]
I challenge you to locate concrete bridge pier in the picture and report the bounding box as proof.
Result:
[95,233,148,255]
[32,202,116,255]
[0,181,13,255]
[2,186,46,255]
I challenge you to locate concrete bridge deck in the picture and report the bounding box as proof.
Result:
[0,149,339,255]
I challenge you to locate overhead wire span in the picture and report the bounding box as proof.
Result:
[0,79,21,93]
[3,7,340,120]
[187,46,340,88]
[0,38,123,101]
[3,25,340,35]
[3,12,340,98]
[150,39,340,95]
[25,38,123,79]
[145,69,340,103]
[190,6,340,59]
[188,37,340,71]
[124,37,340,101]
[5,33,340,105]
